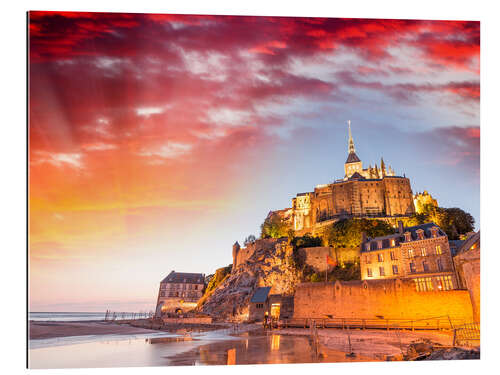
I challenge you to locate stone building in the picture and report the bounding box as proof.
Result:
[275,121,416,235]
[248,287,294,322]
[360,222,458,292]
[155,271,205,316]
[454,231,480,322]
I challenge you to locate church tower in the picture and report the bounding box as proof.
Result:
[344,120,363,178]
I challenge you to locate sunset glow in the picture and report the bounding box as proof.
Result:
[29,12,479,312]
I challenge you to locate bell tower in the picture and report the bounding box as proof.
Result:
[344,120,363,178]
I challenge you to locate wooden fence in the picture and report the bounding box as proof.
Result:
[453,322,480,346]
[282,316,469,331]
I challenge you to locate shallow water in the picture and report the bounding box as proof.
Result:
[28,329,371,369]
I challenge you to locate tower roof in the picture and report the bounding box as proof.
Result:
[345,120,361,164]
[346,152,361,163]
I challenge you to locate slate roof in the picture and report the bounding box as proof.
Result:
[455,231,480,256]
[345,151,361,164]
[404,222,446,239]
[161,271,205,284]
[361,222,446,252]
[349,172,365,180]
[250,287,271,303]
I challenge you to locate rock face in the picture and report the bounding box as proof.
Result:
[199,238,302,320]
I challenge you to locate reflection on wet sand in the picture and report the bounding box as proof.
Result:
[29,328,375,368]
[168,331,373,366]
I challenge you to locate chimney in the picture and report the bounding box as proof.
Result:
[398,221,404,234]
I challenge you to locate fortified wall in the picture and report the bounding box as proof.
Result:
[232,238,289,270]
[293,278,473,321]
[298,246,359,272]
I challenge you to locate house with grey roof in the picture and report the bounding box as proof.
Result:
[155,271,205,317]
[360,221,459,292]
[248,287,294,322]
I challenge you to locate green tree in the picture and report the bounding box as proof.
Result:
[405,204,475,240]
[323,218,395,248]
[260,213,289,239]
[441,207,475,240]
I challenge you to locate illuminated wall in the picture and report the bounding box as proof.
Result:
[293,278,473,321]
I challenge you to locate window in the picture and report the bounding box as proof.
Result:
[408,249,414,258]
[392,265,399,275]
[436,245,442,255]
[367,268,373,277]
[256,303,264,309]
[390,251,396,260]
[416,230,424,240]
[435,275,453,291]
[366,255,371,264]
[423,261,429,272]
[160,292,165,297]
[421,248,427,256]
[377,241,382,250]
[414,277,433,292]
[409,262,416,273]
[437,258,443,271]
[378,253,384,262]
[379,267,385,276]
[391,239,396,247]
[195,285,198,290]
[365,243,370,251]
[405,232,412,242]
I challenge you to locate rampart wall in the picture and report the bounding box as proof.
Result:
[298,246,359,272]
[293,278,473,321]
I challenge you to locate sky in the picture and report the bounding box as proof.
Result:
[29,12,479,312]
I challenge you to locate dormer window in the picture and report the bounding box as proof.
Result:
[377,241,382,249]
[416,229,424,240]
[391,239,396,247]
[365,243,370,251]
[430,226,438,238]
[404,232,412,242]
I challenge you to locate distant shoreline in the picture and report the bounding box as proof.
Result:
[29,320,161,340]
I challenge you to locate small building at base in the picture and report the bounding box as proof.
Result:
[248,287,294,322]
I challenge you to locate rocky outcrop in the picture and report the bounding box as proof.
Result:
[198,238,301,320]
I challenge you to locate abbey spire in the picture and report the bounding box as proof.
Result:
[348,120,355,154]
[344,120,362,178]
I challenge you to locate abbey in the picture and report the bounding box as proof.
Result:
[283,121,416,235]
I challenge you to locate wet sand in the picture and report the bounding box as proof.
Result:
[279,328,455,359]
[29,321,162,339]
[166,330,374,366]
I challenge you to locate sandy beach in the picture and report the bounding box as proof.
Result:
[279,327,456,359]
[29,321,162,340]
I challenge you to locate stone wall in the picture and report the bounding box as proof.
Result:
[454,240,480,322]
[309,176,415,224]
[299,246,359,272]
[293,279,473,321]
[298,247,332,272]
